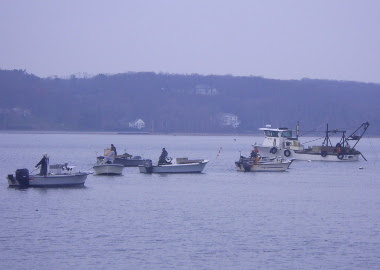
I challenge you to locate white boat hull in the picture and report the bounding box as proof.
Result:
[139,161,208,173]
[7,173,88,187]
[93,164,124,175]
[256,146,359,162]
[235,160,292,172]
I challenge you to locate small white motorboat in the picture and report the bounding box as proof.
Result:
[139,158,209,173]
[98,148,146,167]
[235,156,293,172]
[93,161,124,175]
[97,155,146,167]
[7,164,88,187]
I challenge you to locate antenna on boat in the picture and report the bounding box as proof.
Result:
[296,121,299,139]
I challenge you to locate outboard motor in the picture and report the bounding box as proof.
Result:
[243,161,251,172]
[7,174,15,184]
[16,168,30,187]
[144,159,153,174]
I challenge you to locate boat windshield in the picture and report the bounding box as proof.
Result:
[281,130,292,138]
[265,130,279,137]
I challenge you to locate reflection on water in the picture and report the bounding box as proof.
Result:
[0,133,379,269]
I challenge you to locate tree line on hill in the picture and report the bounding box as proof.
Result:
[0,69,379,135]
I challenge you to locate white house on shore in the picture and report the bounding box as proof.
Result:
[219,113,241,128]
[129,118,145,129]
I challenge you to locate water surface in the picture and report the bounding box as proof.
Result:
[0,133,379,269]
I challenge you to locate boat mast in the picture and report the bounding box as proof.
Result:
[322,124,332,146]
[340,131,346,148]
[296,121,299,139]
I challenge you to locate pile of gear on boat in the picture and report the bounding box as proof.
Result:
[6,122,370,187]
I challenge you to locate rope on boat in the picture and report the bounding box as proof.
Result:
[302,136,325,144]
[299,124,325,137]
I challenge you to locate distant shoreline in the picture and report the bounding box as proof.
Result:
[0,130,378,138]
[0,130,260,136]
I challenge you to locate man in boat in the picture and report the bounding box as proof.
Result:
[158,148,170,165]
[335,143,343,154]
[110,144,117,156]
[35,153,49,176]
[250,147,259,158]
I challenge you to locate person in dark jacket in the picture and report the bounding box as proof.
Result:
[250,147,259,158]
[35,153,49,176]
[110,144,117,156]
[158,148,169,165]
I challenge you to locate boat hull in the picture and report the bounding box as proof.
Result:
[113,157,146,167]
[7,173,88,187]
[256,146,360,162]
[93,164,124,175]
[292,151,359,161]
[235,160,291,172]
[139,161,208,173]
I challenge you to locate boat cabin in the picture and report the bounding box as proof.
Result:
[259,125,303,149]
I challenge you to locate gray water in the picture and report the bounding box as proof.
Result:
[0,133,379,269]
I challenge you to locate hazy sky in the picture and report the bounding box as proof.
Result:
[1,0,380,83]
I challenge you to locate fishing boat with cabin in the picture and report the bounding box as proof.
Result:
[254,122,370,162]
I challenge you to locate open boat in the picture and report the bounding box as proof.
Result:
[93,161,124,175]
[7,164,88,187]
[97,149,146,167]
[254,122,370,162]
[235,156,293,172]
[97,154,146,167]
[139,158,209,173]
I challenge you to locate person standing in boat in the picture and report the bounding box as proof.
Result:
[158,148,169,165]
[35,153,49,176]
[110,144,117,156]
[334,143,343,154]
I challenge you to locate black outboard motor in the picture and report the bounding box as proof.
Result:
[243,161,251,172]
[16,169,30,187]
[143,159,153,173]
[7,174,15,184]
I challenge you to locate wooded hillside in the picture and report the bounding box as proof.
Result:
[0,69,378,134]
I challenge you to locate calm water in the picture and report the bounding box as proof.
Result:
[0,133,379,269]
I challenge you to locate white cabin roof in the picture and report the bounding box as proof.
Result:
[259,127,289,132]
